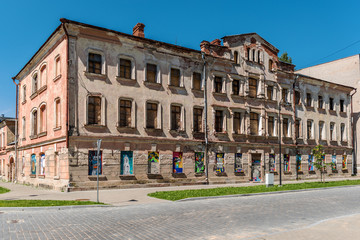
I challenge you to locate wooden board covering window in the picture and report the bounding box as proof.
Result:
[232,80,239,95]
[171,68,180,87]
[267,86,273,100]
[88,53,102,74]
[193,72,201,90]
[146,103,158,128]
[146,64,157,83]
[233,112,241,134]
[119,100,132,127]
[88,96,101,125]
[215,110,223,132]
[193,108,202,132]
[249,78,257,98]
[268,116,274,136]
[250,112,259,135]
[171,105,181,130]
[120,59,132,79]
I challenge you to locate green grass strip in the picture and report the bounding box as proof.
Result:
[0,200,104,207]
[148,179,360,201]
[0,187,10,194]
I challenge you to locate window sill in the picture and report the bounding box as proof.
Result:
[84,71,107,80]
[144,81,161,86]
[53,74,62,82]
[119,175,136,180]
[38,85,47,94]
[191,88,203,93]
[213,92,227,96]
[318,108,326,114]
[168,85,184,89]
[116,76,136,82]
[21,100,26,105]
[30,92,38,100]
[268,136,279,139]
[29,135,38,140]
[214,132,228,136]
[38,175,45,179]
[38,131,47,138]
[340,112,347,117]
[53,126,61,131]
[145,127,162,132]
[169,129,185,134]
[84,124,106,128]
[30,174,36,178]
[329,110,337,115]
[306,106,315,111]
[88,175,107,181]
[342,168,349,173]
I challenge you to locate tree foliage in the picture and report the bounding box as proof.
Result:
[279,52,292,64]
[312,145,334,182]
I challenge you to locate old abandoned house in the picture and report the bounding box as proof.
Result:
[9,19,354,191]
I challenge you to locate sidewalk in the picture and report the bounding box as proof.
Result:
[0,176,359,206]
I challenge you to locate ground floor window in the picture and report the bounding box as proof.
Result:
[31,154,36,175]
[269,154,276,172]
[88,150,102,175]
[173,152,183,173]
[215,153,225,173]
[308,155,314,171]
[332,155,337,170]
[284,154,290,172]
[195,152,204,173]
[234,153,243,172]
[342,155,347,169]
[148,151,160,174]
[296,154,302,171]
[121,151,133,175]
[40,154,45,175]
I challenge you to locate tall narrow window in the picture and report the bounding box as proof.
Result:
[146,64,157,83]
[234,51,239,64]
[329,97,334,111]
[193,108,203,133]
[88,53,102,74]
[249,78,257,98]
[232,80,240,95]
[267,86,273,100]
[319,121,324,140]
[318,95,323,109]
[119,59,132,79]
[32,110,38,136]
[341,123,346,142]
[257,51,261,63]
[88,96,101,125]
[268,116,274,136]
[171,105,181,131]
[55,99,61,128]
[22,117,26,139]
[330,122,335,141]
[233,112,241,134]
[307,120,313,139]
[32,73,38,94]
[214,76,222,93]
[193,72,202,90]
[295,91,300,105]
[39,105,46,133]
[40,65,47,87]
[282,88,288,103]
[269,59,273,71]
[283,118,289,137]
[247,48,250,61]
[250,112,259,135]
[306,93,312,107]
[119,100,132,127]
[22,85,26,102]
[55,56,61,77]
[340,100,345,112]
[295,119,300,139]
[170,68,180,87]
[252,49,255,61]
[215,110,223,132]
[146,102,158,129]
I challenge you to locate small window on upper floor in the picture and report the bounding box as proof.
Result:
[267,86,273,100]
[32,110,38,136]
[295,91,300,105]
[252,49,256,61]
[269,59,273,71]
[318,95,323,109]
[146,102,158,129]
[171,105,181,131]
[307,120,313,139]
[214,76,223,93]
[319,121,325,140]
[283,117,289,137]
[329,97,334,111]
[39,104,46,134]
[40,64,47,87]
[234,51,239,64]
[295,119,300,139]
[341,123,346,142]
[55,56,61,78]
[146,63,157,83]
[282,88,288,103]
[193,107,203,133]
[247,48,250,61]
[330,122,335,141]
[233,112,242,134]
[88,53,102,74]
[119,59,132,79]
[22,85,26,102]
[232,80,240,95]
[215,110,224,133]
[306,93,312,107]
[88,96,102,125]
[32,73,38,94]
[268,116,275,137]
[340,99,345,112]
[55,99,61,129]
[22,117,26,139]
[249,78,257,98]
[170,68,181,87]
[192,72,202,90]
[257,51,261,63]
[250,112,259,135]
[119,99,132,127]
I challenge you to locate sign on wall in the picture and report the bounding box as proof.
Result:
[148,151,160,174]
[40,154,45,175]
[121,151,133,175]
[194,152,204,173]
[234,153,243,173]
[31,154,36,175]
[269,154,276,172]
[284,154,290,172]
[88,150,102,175]
[173,152,183,173]
[215,153,225,173]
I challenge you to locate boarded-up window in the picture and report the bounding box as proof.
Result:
[88,96,101,125]
[146,64,157,83]
[55,99,61,128]
[88,53,102,74]
[250,112,259,135]
[295,119,300,139]
[268,116,274,136]
[119,100,132,127]
[318,95,323,109]
[249,78,257,98]
[319,121,324,140]
[232,80,240,95]
[283,118,289,137]
[295,91,300,105]
[269,59,273,70]
[341,123,345,141]
[171,105,181,131]
[307,120,312,139]
[233,112,241,134]
[146,102,157,129]
[214,76,222,93]
[267,86,273,100]
[215,110,223,132]
[193,72,202,90]
[119,59,132,79]
[193,108,202,132]
[171,68,180,87]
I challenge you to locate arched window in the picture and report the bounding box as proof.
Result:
[269,59,273,71]
[31,110,38,136]
[252,49,256,61]
[257,51,261,63]
[39,104,46,133]
[40,64,47,87]
[32,73,38,94]
[55,98,61,128]
[247,48,250,61]
[234,51,239,64]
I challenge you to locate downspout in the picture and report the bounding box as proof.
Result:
[350,88,357,175]
[293,75,299,180]
[202,52,209,184]
[61,21,70,149]
[12,78,19,183]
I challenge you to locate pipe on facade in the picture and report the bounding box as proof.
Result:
[11,77,19,183]
[350,88,357,175]
[202,52,209,184]
[61,21,70,149]
[293,75,299,180]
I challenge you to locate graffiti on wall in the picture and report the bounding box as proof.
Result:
[342,155,347,169]
[234,153,243,172]
[284,154,290,172]
[148,151,160,174]
[296,154,301,171]
[40,154,45,175]
[88,150,102,175]
[215,153,225,173]
[31,154,36,175]
[195,152,204,173]
[121,151,133,175]
[173,152,183,173]
[308,155,314,171]
[332,155,337,170]
[269,154,276,172]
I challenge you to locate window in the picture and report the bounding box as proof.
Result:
[268,116,275,136]
[193,108,203,133]
[214,76,223,93]
[269,154,276,172]
[249,78,257,98]
[329,97,334,111]
[146,102,158,129]
[250,112,259,135]
[195,152,205,173]
[330,122,335,141]
[234,51,239,64]
[170,68,181,87]
[55,99,61,128]
[282,88,288,103]
[295,91,300,105]
[340,100,345,112]
[31,154,36,175]
[215,110,223,132]
[171,105,181,131]
[32,110,38,136]
[146,64,157,83]
[342,155,347,169]
[319,121,324,140]
[121,151,134,175]
[88,150,102,175]
[267,86,273,100]
[40,64,47,87]
[306,93,312,107]
[119,100,132,127]
[252,49,256,61]
[257,51,261,63]
[22,117,26,139]
[39,104,46,133]
[234,153,243,172]
[119,59,132,79]
[88,96,101,125]
[318,95,323,109]
[295,119,300,139]
[269,59,273,71]
[173,152,183,173]
[307,120,313,139]
[283,118,289,137]
[193,72,202,90]
[88,53,102,74]
[55,56,61,77]
[32,73,38,94]
[341,123,346,141]
[22,85,26,102]
[284,154,290,172]
[232,80,240,95]
[233,112,241,134]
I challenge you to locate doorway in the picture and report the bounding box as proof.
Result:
[251,154,261,182]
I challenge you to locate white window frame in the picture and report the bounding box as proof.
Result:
[118,54,136,80]
[145,62,161,83]
[169,103,185,131]
[86,48,106,75]
[168,66,183,87]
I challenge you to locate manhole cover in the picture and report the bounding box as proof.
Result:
[75,199,90,201]
[128,199,138,202]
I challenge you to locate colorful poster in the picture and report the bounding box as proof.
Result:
[88,150,102,175]
[269,154,276,172]
[284,154,290,172]
[173,152,183,173]
[234,153,243,172]
[215,153,225,173]
[296,154,301,171]
[332,155,337,170]
[121,151,133,175]
[31,154,36,175]
[308,155,314,171]
[195,152,204,173]
[40,154,45,175]
[342,155,347,169]
[148,151,160,174]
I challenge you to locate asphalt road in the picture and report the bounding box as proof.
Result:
[1,186,360,240]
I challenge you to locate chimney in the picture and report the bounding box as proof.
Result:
[200,41,210,54]
[210,39,221,46]
[133,23,145,38]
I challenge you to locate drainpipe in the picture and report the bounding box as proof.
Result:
[350,88,357,175]
[61,20,70,149]
[12,77,19,183]
[278,99,282,186]
[293,75,299,180]
[202,52,209,184]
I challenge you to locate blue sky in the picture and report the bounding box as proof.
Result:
[1,0,359,117]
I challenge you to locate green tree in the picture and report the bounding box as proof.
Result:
[279,52,292,64]
[312,145,334,182]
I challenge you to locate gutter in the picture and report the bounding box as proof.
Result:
[350,88,357,175]
[11,77,19,182]
[61,22,70,149]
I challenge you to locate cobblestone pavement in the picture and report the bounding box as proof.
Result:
[1,186,360,239]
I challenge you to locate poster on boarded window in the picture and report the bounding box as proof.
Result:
[342,155,347,169]
[173,152,183,173]
[296,154,302,171]
[308,155,314,171]
[88,150,102,175]
[40,154,45,175]
[148,151,160,174]
[195,152,204,173]
[31,154,36,175]
[234,153,243,172]
[284,154,290,172]
[332,155,337,170]
[121,151,133,175]
[215,153,225,173]
[269,154,276,172]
